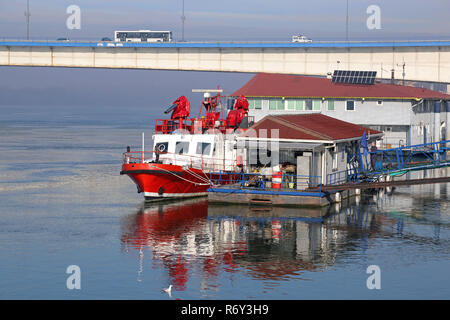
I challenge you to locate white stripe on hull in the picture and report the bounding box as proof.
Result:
[144,191,208,198]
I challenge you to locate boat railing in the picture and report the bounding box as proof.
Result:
[155,118,195,134]
[122,151,240,172]
[154,115,256,134]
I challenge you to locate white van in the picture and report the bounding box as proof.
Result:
[292,35,312,43]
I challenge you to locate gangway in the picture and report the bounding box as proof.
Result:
[326,139,450,186]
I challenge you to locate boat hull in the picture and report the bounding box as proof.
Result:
[121,162,238,200]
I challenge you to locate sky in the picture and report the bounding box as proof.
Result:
[0,0,449,109]
[1,0,450,41]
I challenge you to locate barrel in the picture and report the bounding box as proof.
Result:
[272,172,282,189]
[236,155,243,167]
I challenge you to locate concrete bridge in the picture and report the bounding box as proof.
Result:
[1,40,450,83]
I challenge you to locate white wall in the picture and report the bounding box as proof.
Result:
[247,98,445,147]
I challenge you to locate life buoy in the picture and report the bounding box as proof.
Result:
[157,143,167,153]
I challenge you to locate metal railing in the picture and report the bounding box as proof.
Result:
[122,150,240,172]
[326,140,450,185]
[154,116,255,134]
[2,38,450,45]
[209,172,323,192]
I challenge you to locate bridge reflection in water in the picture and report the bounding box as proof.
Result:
[119,180,447,293]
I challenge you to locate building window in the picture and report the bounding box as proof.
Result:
[305,99,313,111]
[247,99,255,110]
[269,99,284,110]
[269,100,277,110]
[313,100,321,111]
[296,100,305,110]
[254,99,262,110]
[331,148,338,171]
[327,100,335,111]
[287,100,296,110]
[346,100,355,111]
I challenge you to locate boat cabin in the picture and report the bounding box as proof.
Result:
[151,132,238,172]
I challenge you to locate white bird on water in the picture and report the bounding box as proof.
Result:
[162,285,173,297]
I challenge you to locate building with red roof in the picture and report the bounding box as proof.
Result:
[236,113,383,184]
[231,73,450,148]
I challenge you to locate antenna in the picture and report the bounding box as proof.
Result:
[24,0,31,40]
[396,60,406,85]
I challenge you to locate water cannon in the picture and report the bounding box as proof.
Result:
[167,96,190,120]
[164,103,178,114]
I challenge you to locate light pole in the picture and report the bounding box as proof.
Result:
[181,0,186,41]
[345,0,349,41]
[25,0,31,40]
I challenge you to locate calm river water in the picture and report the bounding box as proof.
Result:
[0,104,449,299]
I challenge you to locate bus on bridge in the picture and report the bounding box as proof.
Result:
[114,30,172,43]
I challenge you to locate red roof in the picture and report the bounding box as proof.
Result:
[240,113,383,142]
[232,73,450,100]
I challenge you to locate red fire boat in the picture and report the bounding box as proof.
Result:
[121,89,254,201]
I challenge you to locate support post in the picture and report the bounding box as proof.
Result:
[142,132,145,162]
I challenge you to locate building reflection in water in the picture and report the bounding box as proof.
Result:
[120,176,448,292]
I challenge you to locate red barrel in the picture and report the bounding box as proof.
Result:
[272,172,282,189]
[236,155,243,167]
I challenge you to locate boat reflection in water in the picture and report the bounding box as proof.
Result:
[120,199,210,290]
[120,179,447,294]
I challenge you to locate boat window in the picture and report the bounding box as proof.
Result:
[196,142,211,155]
[175,141,190,154]
[155,142,168,154]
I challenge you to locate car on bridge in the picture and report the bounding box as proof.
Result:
[101,37,112,42]
[56,37,70,41]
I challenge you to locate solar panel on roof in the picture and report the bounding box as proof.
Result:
[331,70,377,85]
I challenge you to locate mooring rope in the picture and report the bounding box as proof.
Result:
[154,166,211,186]
[185,167,212,184]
